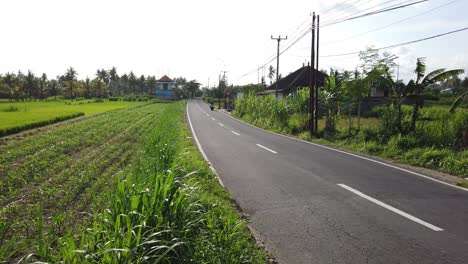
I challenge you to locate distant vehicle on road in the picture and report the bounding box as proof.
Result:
[441,88,456,94]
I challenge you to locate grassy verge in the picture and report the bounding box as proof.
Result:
[1,101,265,263]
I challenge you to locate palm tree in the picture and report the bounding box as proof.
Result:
[40,73,47,99]
[65,67,77,99]
[129,71,137,95]
[268,65,276,85]
[97,69,109,97]
[25,70,37,100]
[50,79,59,100]
[138,75,146,94]
[121,73,129,95]
[407,58,464,131]
[4,72,15,101]
[147,76,157,95]
[84,77,91,99]
[109,67,118,96]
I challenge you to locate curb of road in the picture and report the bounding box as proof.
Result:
[211,103,468,193]
[186,101,280,263]
[185,102,225,187]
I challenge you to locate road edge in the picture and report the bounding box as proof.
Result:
[208,103,468,193]
[185,100,278,263]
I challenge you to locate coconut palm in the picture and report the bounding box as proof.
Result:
[138,75,146,94]
[121,73,129,95]
[109,67,118,96]
[268,65,276,85]
[65,67,77,99]
[84,77,91,99]
[97,69,109,96]
[4,72,15,101]
[39,73,47,99]
[407,58,464,131]
[129,71,137,95]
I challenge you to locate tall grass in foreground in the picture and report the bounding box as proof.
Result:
[24,102,264,263]
[235,90,309,133]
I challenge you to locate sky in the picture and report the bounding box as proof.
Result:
[0,0,467,87]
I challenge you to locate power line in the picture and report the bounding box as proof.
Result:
[322,0,370,21]
[238,0,425,79]
[321,0,398,24]
[321,0,428,28]
[320,26,468,58]
[323,0,459,45]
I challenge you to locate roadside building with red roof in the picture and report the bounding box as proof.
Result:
[155,75,177,100]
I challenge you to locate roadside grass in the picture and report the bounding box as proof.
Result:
[0,100,146,137]
[234,95,467,178]
[0,101,266,263]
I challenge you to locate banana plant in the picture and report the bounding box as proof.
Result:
[406,58,464,131]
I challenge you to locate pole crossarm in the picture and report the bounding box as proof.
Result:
[271,35,288,98]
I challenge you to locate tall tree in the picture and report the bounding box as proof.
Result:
[121,73,129,95]
[129,71,137,95]
[4,72,15,101]
[97,69,109,97]
[109,67,118,96]
[84,77,91,99]
[358,46,380,76]
[24,70,37,100]
[39,73,47,99]
[65,67,77,99]
[184,80,201,98]
[49,79,59,99]
[147,76,157,95]
[268,65,276,85]
[138,75,146,94]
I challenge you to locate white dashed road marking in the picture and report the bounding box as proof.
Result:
[337,184,443,232]
[256,144,278,154]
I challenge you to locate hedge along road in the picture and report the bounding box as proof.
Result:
[187,99,468,264]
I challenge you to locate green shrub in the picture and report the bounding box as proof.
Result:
[359,141,383,154]
[388,134,419,150]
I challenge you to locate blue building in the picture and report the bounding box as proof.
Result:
[155,75,177,100]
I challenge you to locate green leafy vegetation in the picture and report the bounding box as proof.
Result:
[233,52,467,178]
[0,102,265,263]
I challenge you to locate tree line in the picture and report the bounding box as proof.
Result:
[0,67,201,100]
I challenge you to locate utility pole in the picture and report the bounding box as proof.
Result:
[218,71,228,109]
[271,35,287,98]
[218,74,221,109]
[257,65,260,85]
[309,12,316,135]
[396,62,400,82]
[314,14,320,132]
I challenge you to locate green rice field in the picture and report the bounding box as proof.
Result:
[0,100,146,136]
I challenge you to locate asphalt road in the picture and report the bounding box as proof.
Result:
[187,99,468,264]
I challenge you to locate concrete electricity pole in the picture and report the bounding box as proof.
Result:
[315,14,320,132]
[309,13,316,135]
[271,35,287,98]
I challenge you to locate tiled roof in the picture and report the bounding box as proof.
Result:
[266,65,327,92]
[158,75,173,82]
